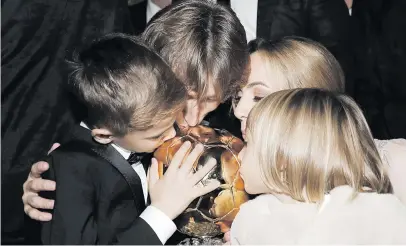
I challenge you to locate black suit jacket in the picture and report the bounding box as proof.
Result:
[256,0,354,95]
[40,126,161,245]
[129,1,147,35]
[350,0,406,139]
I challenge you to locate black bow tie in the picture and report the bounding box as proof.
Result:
[127,153,145,165]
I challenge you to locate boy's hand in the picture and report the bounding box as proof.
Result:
[22,143,59,221]
[148,141,220,220]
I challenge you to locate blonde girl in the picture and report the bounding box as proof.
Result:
[232,37,406,204]
[231,88,406,244]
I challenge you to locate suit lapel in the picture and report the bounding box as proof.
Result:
[91,144,146,212]
[68,126,147,212]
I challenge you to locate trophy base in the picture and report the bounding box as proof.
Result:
[178,236,224,245]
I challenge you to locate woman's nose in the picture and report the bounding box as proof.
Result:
[233,100,249,121]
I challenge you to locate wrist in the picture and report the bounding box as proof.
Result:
[139,206,177,244]
[150,202,178,220]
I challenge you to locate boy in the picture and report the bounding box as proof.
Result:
[23,0,249,226]
[40,33,219,244]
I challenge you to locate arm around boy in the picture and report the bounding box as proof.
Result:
[40,33,219,245]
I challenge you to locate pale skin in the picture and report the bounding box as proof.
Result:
[23,52,284,243]
[224,52,284,243]
[22,52,273,223]
[233,52,286,141]
[22,84,221,221]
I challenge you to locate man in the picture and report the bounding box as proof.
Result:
[20,0,248,244]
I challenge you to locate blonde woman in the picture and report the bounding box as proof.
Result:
[232,37,406,205]
[230,88,406,244]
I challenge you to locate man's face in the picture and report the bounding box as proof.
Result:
[176,82,221,129]
[114,116,177,153]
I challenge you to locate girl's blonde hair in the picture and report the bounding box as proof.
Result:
[247,88,392,203]
[247,37,345,92]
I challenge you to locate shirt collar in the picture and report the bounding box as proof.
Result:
[80,122,132,160]
[146,0,162,23]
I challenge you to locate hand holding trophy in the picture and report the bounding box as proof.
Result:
[154,125,249,244]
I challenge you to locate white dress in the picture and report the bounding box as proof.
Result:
[229,139,406,245]
[374,139,406,204]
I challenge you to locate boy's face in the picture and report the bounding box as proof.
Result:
[113,116,177,153]
[176,82,221,130]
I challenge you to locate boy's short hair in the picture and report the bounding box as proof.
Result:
[68,33,186,136]
[142,0,249,102]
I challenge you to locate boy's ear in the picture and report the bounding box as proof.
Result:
[91,128,114,144]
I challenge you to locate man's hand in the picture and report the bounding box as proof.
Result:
[22,143,59,221]
[148,141,220,220]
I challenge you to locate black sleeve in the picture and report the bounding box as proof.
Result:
[115,219,162,245]
[40,152,162,245]
[307,0,355,94]
[40,154,98,244]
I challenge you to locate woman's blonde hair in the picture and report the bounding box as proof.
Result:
[248,37,345,92]
[247,88,392,203]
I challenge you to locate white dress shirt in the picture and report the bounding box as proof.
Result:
[146,0,258,42]
[80,122,176,244]
[230,0,257,42]
[146,0,162,24]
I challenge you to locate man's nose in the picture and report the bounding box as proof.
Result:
[184,102,201,127]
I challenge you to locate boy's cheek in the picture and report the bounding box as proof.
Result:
[141,139,166,153]
[139,142,160,153]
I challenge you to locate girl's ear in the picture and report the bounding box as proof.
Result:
[91,128,114,144]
